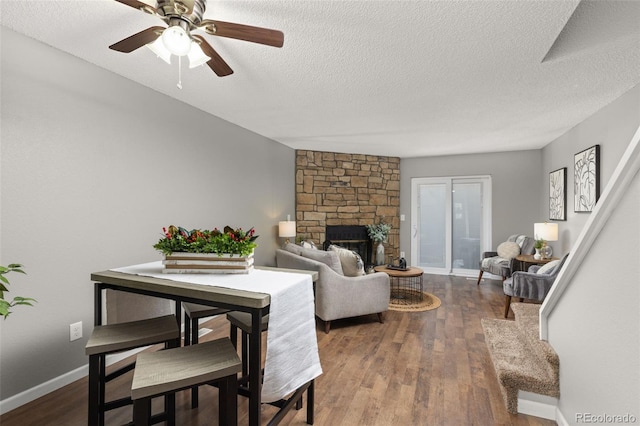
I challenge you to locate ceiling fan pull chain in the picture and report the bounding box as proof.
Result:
[177,56,183,89]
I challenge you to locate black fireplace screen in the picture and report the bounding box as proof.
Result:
[323,225,373,266]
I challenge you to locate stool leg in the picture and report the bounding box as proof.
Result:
[219,376,238,426]
[166,393,176,426]
[229,323,238,349]
[133,398,151,426]
[241,331,249,378]
[183,311,191,346]
[306,380,314,425]
[190,317,200,409]
[99,354,106,426]
[88,354,100,426]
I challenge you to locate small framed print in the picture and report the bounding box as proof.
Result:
[574,145,600,212]
[549,167,566,221]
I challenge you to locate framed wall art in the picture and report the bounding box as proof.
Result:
[574,145,600,212]
[549,167,566,220]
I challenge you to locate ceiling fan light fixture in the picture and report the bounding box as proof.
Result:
[188,41,211,68]
[161,24,191,56]
[146,38,172,64]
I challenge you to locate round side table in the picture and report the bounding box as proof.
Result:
[374,265,424,305]
[515,254,559,272]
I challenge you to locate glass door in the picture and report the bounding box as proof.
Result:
[411,176,491,276]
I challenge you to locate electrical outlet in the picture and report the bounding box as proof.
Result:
[70,321,82,342]
[400,214,405,221]
[400,251,405,258]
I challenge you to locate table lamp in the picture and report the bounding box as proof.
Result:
[278,215,296,245]
[534,222,558,259]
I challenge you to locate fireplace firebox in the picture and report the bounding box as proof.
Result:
[323,225,373,266]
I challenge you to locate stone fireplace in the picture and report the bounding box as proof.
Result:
[295,150,400,262]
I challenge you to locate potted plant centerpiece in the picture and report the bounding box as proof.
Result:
[366,221,391,266]
[154,225,258,274]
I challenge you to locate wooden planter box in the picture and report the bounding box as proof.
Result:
[162,252,254,274]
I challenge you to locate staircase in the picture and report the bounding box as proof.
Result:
[481,303,559,414]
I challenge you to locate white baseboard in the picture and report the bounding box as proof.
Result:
[518,391,558,420]
[0,346,147,415]
[556,407,570,426]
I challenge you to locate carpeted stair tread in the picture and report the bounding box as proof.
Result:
[481,304,560,414]
[511,304,559,369]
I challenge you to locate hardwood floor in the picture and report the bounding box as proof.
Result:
[0,274,557,425]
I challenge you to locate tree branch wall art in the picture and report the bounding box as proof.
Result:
[574,145,600,212]
[549,167,566,220]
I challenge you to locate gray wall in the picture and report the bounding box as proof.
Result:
[0,28,295,401]
[400,150,542,261]
[540,84,640,257]
[542,84,640,423]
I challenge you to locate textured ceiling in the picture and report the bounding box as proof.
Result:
[1,0,639,158]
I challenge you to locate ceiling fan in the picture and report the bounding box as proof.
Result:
[109,0,284,77]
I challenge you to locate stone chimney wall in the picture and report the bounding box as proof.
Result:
[295,150,400,259]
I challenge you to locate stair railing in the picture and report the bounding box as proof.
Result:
[540,123,640,340]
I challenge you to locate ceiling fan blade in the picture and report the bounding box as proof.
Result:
[193,35,234,77]
[199,20,284,48]
[113,0,156,13]
[109,26,164,53]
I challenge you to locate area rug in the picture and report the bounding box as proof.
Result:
[388,290,441,312]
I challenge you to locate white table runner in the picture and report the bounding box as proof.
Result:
[111,261,322,402]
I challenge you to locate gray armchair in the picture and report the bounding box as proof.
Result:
[503,253,569,317]
[477,234,535,285]
[276,245,390,333]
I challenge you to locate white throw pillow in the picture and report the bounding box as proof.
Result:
[497,241,521,260]
[328,245,365,277]
[537,259,560,274]
[300,240,317,250]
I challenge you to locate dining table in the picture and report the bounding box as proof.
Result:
[90,262,322,426]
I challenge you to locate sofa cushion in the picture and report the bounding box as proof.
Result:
[328,245,365,277]
[301,248,344,275]
[497,241,520,260]
[283,242,303,255]
[537,259,560,274]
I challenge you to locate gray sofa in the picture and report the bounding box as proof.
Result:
[276,244,390,333]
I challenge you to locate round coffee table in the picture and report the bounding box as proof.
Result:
[374,265,424,305]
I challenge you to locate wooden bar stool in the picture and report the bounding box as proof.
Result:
[85,315,180,426]
[226,311,314,421]
[226,311,269,384]
[182,302,230,408]
[131,338,242,426]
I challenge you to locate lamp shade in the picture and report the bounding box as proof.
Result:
[146,38,172,64]
[534,222,558,242]
[188,41,211,68]
[278,221,296,238]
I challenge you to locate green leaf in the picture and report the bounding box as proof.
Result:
[13,299,37,307]
[0,301,10,318]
